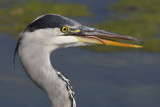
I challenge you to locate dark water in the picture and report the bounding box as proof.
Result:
[1,34,160,107]
[0,0,160,107]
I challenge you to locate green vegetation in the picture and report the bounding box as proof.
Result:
[0,0,92,37]
[0,0,159,52]
[91,0,160,52]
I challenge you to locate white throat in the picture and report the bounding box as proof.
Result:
[19,30,77,107]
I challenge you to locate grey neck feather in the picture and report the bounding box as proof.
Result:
[19,38,75,107]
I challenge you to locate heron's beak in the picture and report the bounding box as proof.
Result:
[71,26,143,48]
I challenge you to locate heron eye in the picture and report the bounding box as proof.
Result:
[61,26,69,33]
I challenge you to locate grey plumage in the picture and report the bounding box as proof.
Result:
[15,14,80,107]
[14,14,142,107]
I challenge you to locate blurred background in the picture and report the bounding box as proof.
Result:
[0,0,160,107]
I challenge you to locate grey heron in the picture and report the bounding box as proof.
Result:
[14,14,142,107]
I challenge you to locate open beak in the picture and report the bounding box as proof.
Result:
[71,26,143,48]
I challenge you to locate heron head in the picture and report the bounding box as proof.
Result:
[21,14,143,51]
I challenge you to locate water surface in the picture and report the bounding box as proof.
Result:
[0,0,160,107]
[0,34,160,107]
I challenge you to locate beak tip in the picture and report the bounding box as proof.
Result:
[137,39,144,43]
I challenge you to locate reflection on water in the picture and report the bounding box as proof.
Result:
[0,34,160,107]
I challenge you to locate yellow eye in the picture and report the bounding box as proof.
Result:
[61,26,69,33]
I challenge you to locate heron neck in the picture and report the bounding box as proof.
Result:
[19,45,71,107]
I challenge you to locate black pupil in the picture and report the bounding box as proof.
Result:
[63,27,67,31]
